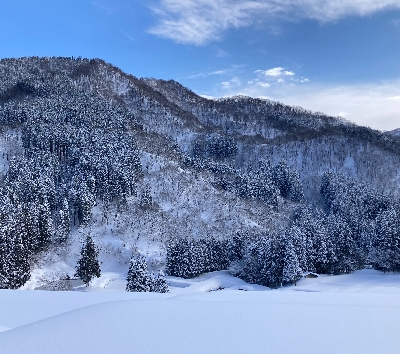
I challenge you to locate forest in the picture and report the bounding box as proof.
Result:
[0,56,399,290]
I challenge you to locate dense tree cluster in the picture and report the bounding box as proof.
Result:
[183,154,304,205]
[165,174,400,288]
[0,57,142,288]
[321,172,400,272]
[166,236,228,278]
[192,134,238,160]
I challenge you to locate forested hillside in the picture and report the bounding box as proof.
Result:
[0,56,399,290]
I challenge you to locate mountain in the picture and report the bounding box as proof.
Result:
[0,56,399,290]
[386,128,400,138]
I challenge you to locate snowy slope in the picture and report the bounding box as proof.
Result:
[1,270,400,354]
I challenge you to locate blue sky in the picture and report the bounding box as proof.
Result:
[1,0,400,130]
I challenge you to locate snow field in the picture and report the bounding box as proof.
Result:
[0,270,400,353]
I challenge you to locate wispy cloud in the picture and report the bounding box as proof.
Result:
[121,30,135,42]
[248,79,270,88]
[149,0,400,45]
[392,18,400,27]
[188,69,231,79]
[215,47,230,57]
[91,1,115,15]
[221,77,241,89]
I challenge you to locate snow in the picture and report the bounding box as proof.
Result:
[343,155,356,177]
[1,270,400,353]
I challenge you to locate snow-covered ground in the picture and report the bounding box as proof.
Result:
[0,269,400,353]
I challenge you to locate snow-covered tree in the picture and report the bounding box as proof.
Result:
[282,237,302,285]
[369,208,400,272]
[54,198,70,245]
[74,234,101,286]
[126,255,151,292]
[153,270,169,293]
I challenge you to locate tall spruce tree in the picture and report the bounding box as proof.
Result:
[282,234,302,285]
[75,234,101,286]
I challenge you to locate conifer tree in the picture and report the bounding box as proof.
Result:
[126,255,151,292]
[154,270,169,293]
[282,237,302,285]
[37,196,53,251]
[139,188,153,209]
[74,234,101,286]
[55,198,70,245]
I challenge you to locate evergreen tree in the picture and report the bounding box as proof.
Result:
[36,196,53,251]
[327,213,359,274]
[55,198,70,244]
[126,255,151,292]
[271,161,304,202]
[139,188,153,209]
[153,270,169,293]
[74,234,101,286]
[282,236,302,285]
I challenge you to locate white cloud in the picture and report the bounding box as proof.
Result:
[149,0,400,45]
[213,79,400,131]
[221,77,241,89]
[256,67,295,77]
[247,79,271,88]
[248,79,271,87]
[257,82,271,88]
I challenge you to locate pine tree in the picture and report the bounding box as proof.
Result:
[139,188,153,209]
[74,234,101,286]
[126,255,151,292]
[55,198,70,244]
[327,213,358,274]
[36,196,53,251]
[282,236,302,285]
[153,270,169,293]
